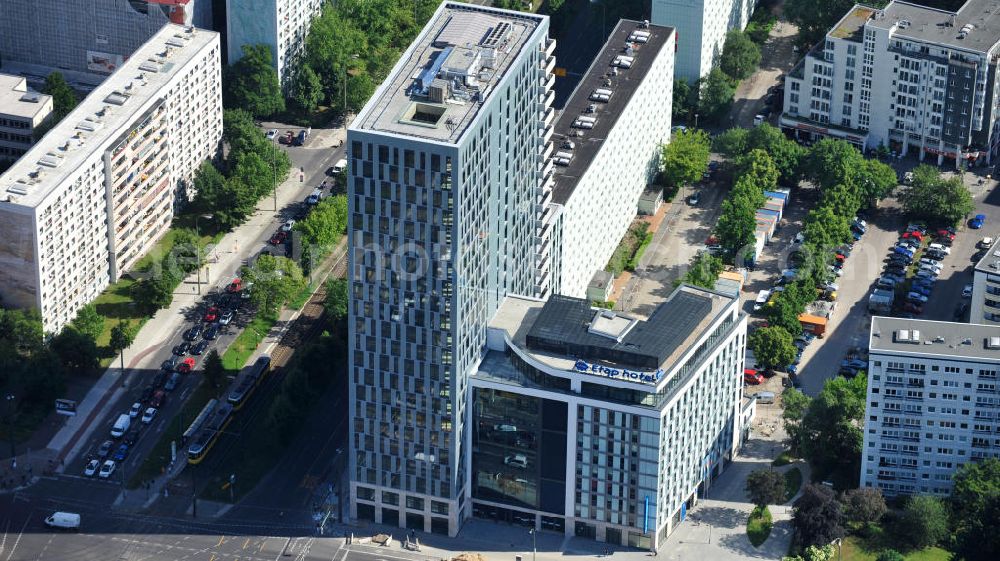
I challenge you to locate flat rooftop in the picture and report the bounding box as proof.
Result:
[974,236,1000,274]
[0,24,217,209]
[0,73,51,120]
[489,285,736,387]
[870,316,1000,361]
[351,2,544,144]
[830,5,878,41]
[868,0,1000,53]
[550,19,673,205]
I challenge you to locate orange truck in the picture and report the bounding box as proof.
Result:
[798,314,828,337]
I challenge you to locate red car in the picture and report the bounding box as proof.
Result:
[935,229,956,241]
[203,306,219,322]
[903,302,924,314]
[744,368,764,385]
[176,357,195,374]
[269,231,287,245]
[227,278,242,293]
[901,231,924,241]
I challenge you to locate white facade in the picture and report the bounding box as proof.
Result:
[861,317,1000,497]
[471,286,747,549]
[555,22,675,298]
[0,25,222,333]
[0,74,53,164]
[781,1,1000,167]
[226,0,323,85]
[651,0,756,80]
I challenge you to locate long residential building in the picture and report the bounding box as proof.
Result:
[781,0,1000,167]
[970,236,1000,325]
[472,286,748,549]
[0,74,53,165]
[0,24,222,333]
[651,0,757,80]
[346,1,679,539]
[0,0,211,85]
[226,0,324,86]
[551,20,675,298]
[861,317,1000,496]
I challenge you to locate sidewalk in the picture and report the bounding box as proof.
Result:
[2,127,347,492]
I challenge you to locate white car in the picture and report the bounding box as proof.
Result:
[963,284,973,298]
[979,237,995,249]
[129,401,142,419]
[753,290,772,311]
[219,309,234,325]
[281,219,295,232]
[927,243,950,255]
[141,407,157,424]
[793,232,806,244]
[919,262,942,274]
[265,129,278,140]
[98,460,116,479]
[84,459,100,477]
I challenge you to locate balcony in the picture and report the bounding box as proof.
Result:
[542,37,556,58]
[542,106,555,127]
[543,55,556,76]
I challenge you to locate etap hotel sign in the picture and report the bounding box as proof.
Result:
[574,360,664,384]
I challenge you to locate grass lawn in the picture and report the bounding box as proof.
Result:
[222,313,278,371]
[784,467,802,502]
[747,505,773,547]
[773,450,797,466]
[127,378,221,489]
[840,536,950,561]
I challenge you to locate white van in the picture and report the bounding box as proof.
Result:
[332,159,347,174]
[44,512,81,530]
[755,392,776,405]
[110,413,130,438]
[504,454,528,468]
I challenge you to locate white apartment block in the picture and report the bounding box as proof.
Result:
[970,236,1000,325]
[0,74,53,165]
[651,0,757,80]
[552,20,675,298]
[862,317,1000,497]
[226,0,323,85]
[472,285,748,549]
[781,0,1000,168]
[0,24,222,334]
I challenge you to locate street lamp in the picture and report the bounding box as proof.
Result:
[694,113,700,129]
[194,213,213,294]
[4,394,15,459]
[229,473,236,503]
[529,528,536,561]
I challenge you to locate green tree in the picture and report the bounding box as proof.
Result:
[781,388,811,455]
[746,468,787,507]
[720,29,761,81]
[192,161,227,215]
[290,63,324,114]
[50,327,99,373]
[131,270,176,313]
[43,72,78,119]
[715,196,757,257]
[660,129,711,187]
[203,349,225,391]
[678,252,724,289]
[295,195,348,248]
[70,303,105,343]
[900,166,974,226]
[842,487,886,534]
[225,44,285,117]
[747,124,805,185]
[802,206,852,249]
[699,68,736,123]
[767,296,804,336]
[672,78,693,120]
[792,483,844,547]
[324,278,349,323]
[712,127,749,157]
[800,138,862,190]
[109,321,137,379]
[950,458,1000,561]
[895,495,949,550]
[242,254,306,316]
[733,148,779,194]
[749,326,797,372]
[875,550,904,561]
[852,158,897,204]
[798,375,867,485]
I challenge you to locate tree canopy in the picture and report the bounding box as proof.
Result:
[899,164,974,226]
[678,252,724,289]
[289,63,324,114]
[660,129,711,187]
[749,326,797,372]
[746,468,787,508]
[324,278,349,324]
[698,69,736,123]
[950,458,1000,561]
[242,254,306,316]
[43,72,78,119]
[716,197,758,257]
[225,44,285,117]
[720,29,761,81]
[896,495,949,550]
[796,375,867,485]
[792,483,844,547]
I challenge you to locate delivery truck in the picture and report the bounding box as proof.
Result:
[44,512,80,530]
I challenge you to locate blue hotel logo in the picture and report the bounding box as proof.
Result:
[574,360,663,384]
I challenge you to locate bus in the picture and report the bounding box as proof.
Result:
[227,355,271,411]
[186,402,233,464]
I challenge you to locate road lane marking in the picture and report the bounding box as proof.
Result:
[2,512,29,561]
[217,535,226,547]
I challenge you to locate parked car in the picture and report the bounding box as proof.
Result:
[150,390,166,409]
[906,292,929,303]
[153,370,168,388]
[687,192,700,206]
[128,402,142,419]
[265,129,277,140]
[141,407,157,424]
[123,429,140,446]
[161,356,179,371]
[226,278,243,293]
[112,443,129,462]
[98,460,116,479]
[97,440,114,459]
[927,243,950,254]
[744,369,764,385]
[910,284,932,297]
[269,231,287,245]
[877,277,898,290]
[915,269,939,280]
[177,357,195,374]
[204,324,219,340]
[970,214,986,229]
[172,341,190,356]
[923,250,946,261]
[203,306,219,322]
[955,302,970,319]
[219,310,234,325]
[963,284,974,298]
[184,324,202,341]
[140,385,155,403]
[84,459,100,477]
[164,372,181,391]
[903,302,924,314]
[978,237,994,249]
[191,340,209,355]
[918,262,943,275]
